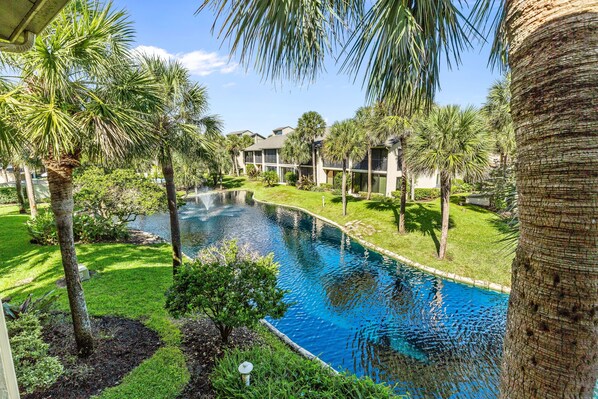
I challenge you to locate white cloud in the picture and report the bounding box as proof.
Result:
[133,45,238,77]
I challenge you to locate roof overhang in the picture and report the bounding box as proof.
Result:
[0,0,71,52]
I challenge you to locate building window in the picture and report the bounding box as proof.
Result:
[353,148,388,171]
[352,172,387,194]
[255,151,263,163]
[244,151,253,163]
[264,149,277,164]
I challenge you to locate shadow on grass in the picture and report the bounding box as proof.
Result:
[364,198,458,254]
[221,177,246,189]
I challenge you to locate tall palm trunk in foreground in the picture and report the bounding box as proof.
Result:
[438,171,451,259]
[23,164,37,218]
[45,159,94,356]
[499,3,598,398]
[13,164,26,214]
[366,146,372,200]
[161,149,183,273]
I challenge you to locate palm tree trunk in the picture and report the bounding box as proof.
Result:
[23,164,38,218]
[45,159,94,356]
[12,164,26,214]
[160,148,183,273]
[312,145,317,185]
[398,137,408,234]
[438,171,450,259]
[499,4,598,398]
[366,146,372,200]
[341,159,348,216]
[410,174,415,201]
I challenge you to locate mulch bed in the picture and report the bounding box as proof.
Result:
[24,314,162,399]
[175,318,260,399]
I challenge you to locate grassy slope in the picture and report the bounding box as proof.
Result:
[0,205,189,399]
[224,177,513,287]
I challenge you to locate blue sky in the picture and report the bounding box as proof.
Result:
[115,0,502,136]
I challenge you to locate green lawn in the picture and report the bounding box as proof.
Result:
[224,177,514,287]
[0,205,189,399]
[0,204,399,398]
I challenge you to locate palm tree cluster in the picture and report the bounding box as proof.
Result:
[0,0,221,356]
[198,2,598,395]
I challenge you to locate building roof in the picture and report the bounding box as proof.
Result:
[228,130,266,140]
[245,133,289,151]
[272,126,293,132]
[1,0,70,46]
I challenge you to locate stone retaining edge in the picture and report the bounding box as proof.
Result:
[248,193,511,294]
[259,319,339,374]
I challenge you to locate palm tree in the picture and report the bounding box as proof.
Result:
[323,120,365,216]
[12,162,26,214]
[1,0,162,356]
[354,104,389,200]
[482,74,514,171]
[407,105,490,259]
[141,56,221,272]
[280,131,311,179]
[380,114,412,234]
[225,134,251,176]
[295,111,326,183]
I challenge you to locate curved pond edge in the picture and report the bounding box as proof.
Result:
[234,190,511,294]
[259,319,339,374]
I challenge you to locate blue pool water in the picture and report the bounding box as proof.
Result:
[130,191,509,398]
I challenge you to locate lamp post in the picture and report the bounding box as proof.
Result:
[238,361,253,387]
[0,299,20,398]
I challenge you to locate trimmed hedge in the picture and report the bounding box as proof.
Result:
[414,188,441,201]
[0,186,20,204]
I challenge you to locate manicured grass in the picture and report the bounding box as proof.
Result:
[0,205,189,399]
[227,178,514,287]
[212,325,403,399]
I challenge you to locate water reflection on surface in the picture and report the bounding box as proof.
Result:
[131,191,508,398]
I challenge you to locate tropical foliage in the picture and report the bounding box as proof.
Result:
[0,0,164,356]
[295,111,326,183]
[140,55,221,271]
[323,120,365,216]
[281,131,311,178]
[407,105,490,259]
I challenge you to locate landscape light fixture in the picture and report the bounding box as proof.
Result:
[238,361,254,387]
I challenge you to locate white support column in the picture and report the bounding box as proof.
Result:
[0,300,20,399]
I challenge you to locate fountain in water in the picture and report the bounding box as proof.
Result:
[197,187,215,211]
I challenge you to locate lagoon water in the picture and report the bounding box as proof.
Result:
[130,191,509,398]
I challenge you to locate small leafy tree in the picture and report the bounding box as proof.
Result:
[261,170,279,187]
[165,241,289,343]
[74,167,167,225]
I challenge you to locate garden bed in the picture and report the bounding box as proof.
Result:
[24,314,162,399]
[175,318,260,399]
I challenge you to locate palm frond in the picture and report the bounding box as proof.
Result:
[197,0,362,83]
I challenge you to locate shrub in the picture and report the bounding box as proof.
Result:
[296,176,315,191]
[211,341,404,398]
[166,241,289,342]
[310,185,325,192]
[413,188,441,201]
[0,186,20,204]
[284,171,298,186]
[246,164,260,180]
[74,167,167,225]
[27,210,129,245]
[319,183,333,191]
[261,171,279,187]
[451,179,475,194]
[7,314,64,393]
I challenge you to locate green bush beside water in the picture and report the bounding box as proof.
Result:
[211,330,405,399]
[0,186,20,204]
